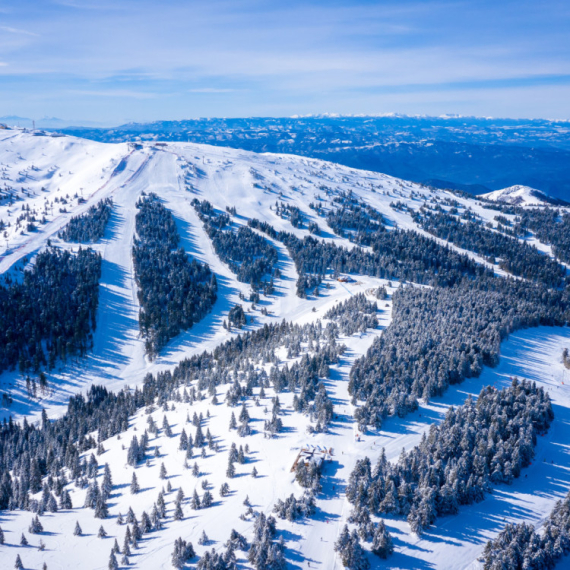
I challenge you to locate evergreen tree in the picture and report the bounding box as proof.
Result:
[226,457,236,479]
[60,489,73,510]
[194,424,204,447]
[162,416,172,437]
[171,537,195,569]
[130,472,140,494]
[95,495,109,519]
[29,515,44,534]
[239,404,249,423]
[108,550,118,570]
[190,489,201,510]
[179,429,188,451]
[173,500,184,521]
[202,490,213,508]
[371,521,394,559]
[102,463,113,499]
[123,533,132,557]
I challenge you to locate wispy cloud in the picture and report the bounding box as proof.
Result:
[188,88,237,93]
[0,25,39,37]
[67,89,158,99]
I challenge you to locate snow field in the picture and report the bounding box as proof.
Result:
[0,131,569,569]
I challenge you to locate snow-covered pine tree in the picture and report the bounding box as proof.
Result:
[371,521,394,559]
[179,429,188,451]
[202,490,213,508]
[130,472,140,494]
[29,515,43,534]
[162,415,172,437]
[95,495,109,519]
[171,537,195,569]
[226,457,236,479]
[190,489,201,510]
[173,500,184,521]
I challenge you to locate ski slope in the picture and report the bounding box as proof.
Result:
[0,129,569,570]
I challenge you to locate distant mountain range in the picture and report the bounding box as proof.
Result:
[0,115,112,128]
[55,116,570,201]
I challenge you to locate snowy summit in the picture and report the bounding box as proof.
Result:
[481,185,566,207]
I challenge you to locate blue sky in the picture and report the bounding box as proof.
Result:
[0,0,568,124]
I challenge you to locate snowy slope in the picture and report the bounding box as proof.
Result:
[481,185,565,207]
[1,129,570,570]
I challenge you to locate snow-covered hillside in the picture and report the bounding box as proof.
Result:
[481,185,566,207]
[1,128,569,570]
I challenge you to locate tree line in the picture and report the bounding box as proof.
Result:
[0,247,101,378]
[58,198,113,243]
[414,205,566,288]
[133,193,217,358]
[193,199,278,293]
[347,379,553,535]
[482,487,570,569]
[349,278,569,430]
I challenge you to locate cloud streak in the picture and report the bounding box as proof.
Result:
[0,25,39,37]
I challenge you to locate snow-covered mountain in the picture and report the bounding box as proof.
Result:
[1,127,570,570]
[59,115,570,203]
[481,184,568,207]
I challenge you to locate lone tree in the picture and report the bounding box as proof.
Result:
[130,472,140,494]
